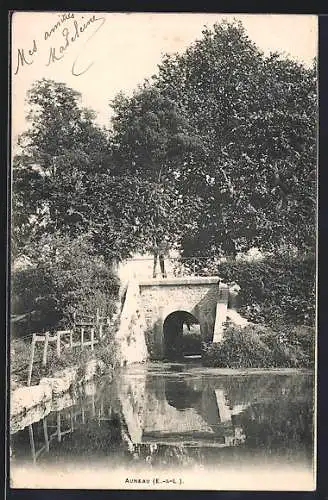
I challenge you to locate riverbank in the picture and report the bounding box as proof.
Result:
[128,361,313,376]
[10,357,110,426]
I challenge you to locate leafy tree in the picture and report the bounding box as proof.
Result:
[13,20,317,264]
[110,20,317,257]
[12,79,111,257]
[13,79,201,263]
[107,86,203,257]
[11,232,119,334]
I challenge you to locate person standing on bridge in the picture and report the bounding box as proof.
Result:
[152,235,170,278]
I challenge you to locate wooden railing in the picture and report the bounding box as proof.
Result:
[27,309,110,386]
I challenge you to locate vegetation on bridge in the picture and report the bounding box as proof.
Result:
[196,251,315,368]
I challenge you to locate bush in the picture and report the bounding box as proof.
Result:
[261,324,315,368]
[202,326,273,368]
[11,338,35,386]
[202,324,314,368]
[11,233,119,336]
[95,329,120,369]
[215,253,315,327]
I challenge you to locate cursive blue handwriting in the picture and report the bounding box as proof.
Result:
[72,15,106,76]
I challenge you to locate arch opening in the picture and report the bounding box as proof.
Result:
[163,311,201,361]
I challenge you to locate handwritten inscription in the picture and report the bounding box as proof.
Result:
[14,39,37,75]
[44,12,75,40]
[14,13,106,77]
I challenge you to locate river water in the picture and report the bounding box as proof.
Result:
[10,362,315,490]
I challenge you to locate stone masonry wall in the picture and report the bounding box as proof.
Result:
[115,280,149,366]
[139,280,220,358]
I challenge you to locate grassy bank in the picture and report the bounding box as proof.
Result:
[11,333,119,390]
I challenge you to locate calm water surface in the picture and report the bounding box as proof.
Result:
[10,362,314,487]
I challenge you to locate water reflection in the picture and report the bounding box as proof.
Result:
[11,364,314,473]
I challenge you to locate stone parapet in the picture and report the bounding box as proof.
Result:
[139,276,222,287]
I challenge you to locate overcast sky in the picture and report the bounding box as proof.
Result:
[11,12,317,144]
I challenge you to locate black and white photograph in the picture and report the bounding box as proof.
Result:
[9,12,317,491]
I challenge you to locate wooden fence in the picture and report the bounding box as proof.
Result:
[27,309,110,386]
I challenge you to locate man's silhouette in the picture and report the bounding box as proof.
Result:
[152,237,169,278]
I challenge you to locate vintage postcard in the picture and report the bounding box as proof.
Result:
[10,12,317,491]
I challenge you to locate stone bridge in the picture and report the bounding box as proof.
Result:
[138,276,230,359]
[115,275,249,364]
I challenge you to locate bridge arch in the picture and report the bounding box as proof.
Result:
[138,277,226,360]
[161,304,200,323]
[163,310,201,360]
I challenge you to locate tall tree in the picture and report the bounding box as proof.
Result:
[12,79,111,257]
[13,79,200,263]
[111,20,317,257]
[107,86,203,258]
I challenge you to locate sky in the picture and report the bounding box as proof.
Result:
[11,12,318,145]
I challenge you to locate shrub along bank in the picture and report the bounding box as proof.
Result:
[11,233,119,337]
[200,252,315,368]
[202,324,314,369]
[11,320,120,390]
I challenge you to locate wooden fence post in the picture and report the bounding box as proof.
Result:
[27,312,31,334]
[70,409,74,431]
[69,329,73,348]
[81,327,84,350]
[27,334,36,386]
[57,412,61,442]
[91,327,95,351]
[42,332,50,367]
[56,331,61,358]
[99,323,103,340]
[96,308,100,325]
[91,393,96,417]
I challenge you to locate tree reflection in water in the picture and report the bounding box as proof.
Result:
[11,367,313,471]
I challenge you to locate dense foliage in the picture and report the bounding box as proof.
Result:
[11,21,316,374]
[11,233,119,336]
[216,252,316,327]
[202,323,314,368]
[13,21,316,262]
[111,20,316,257]
[11,81,120,336]
[12,80,112,257]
